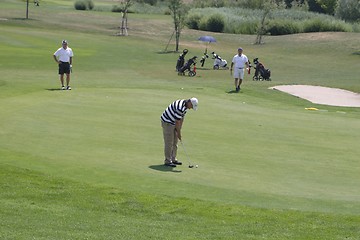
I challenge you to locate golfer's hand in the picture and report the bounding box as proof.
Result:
[176,131,182,141]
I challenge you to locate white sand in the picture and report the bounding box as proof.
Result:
[269,85,360,107]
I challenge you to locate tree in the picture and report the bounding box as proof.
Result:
[255,0,280,44]
[255,7,271,44]
[26,0,29,19]
[118,0,132,36]
[314,0,337,15]
[336,0,360,22]
[168,0,189,52]
[306,0,337,15]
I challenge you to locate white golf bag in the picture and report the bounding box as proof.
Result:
[212,52,228,70]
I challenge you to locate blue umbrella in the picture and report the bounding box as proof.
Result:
[198,36,216,56]
[198,36,217,43]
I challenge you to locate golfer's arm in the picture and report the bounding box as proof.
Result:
[175,119,183,139]
[53,55,59,63]
[70,57,72,65]
[230,62,234,70]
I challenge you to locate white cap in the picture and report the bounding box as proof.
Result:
[190,97,198,111]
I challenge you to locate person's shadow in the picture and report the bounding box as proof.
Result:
[226,90,239,94]
[149,165,182,173]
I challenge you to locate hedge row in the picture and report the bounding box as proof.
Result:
[186,7,353,35]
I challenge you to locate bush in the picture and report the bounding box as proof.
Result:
[198,17,208,31]
[186,14,202,30]
[74,0,94,11]
[186,7,357,35]
[191,0,225,8]
[74,1,87,10]
[87,0,94,10]
[111,5,123,13]
[267,20,300,35]
[303,18,352,32]
[206,14,225,32]
[142,0,158,6]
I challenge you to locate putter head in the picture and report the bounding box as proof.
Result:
[188,165,194,168]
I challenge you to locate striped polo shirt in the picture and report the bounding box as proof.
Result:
[161,99,188,125]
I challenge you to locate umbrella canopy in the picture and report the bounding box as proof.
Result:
[198,36,217,55]
[198,36,216,43]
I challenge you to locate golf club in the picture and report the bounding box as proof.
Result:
[180,140,194,168]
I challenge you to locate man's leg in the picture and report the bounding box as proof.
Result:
[60,74,65,89]
[234,78,239,91]
[162,121,175,164]
[66,73,71,89]
[237,69,244,91]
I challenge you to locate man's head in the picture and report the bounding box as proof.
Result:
[186,97,198,111]
[237,47,243,56]
[62,40,68,49]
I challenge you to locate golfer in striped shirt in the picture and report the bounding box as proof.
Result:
[161,98,198,167]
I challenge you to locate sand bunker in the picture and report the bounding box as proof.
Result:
[270,85,360,107]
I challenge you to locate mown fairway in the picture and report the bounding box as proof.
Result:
[1,0,360,239]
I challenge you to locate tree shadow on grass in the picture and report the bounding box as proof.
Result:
[149,164,182,173]
[46,88,62,91]
[156,50,177,54]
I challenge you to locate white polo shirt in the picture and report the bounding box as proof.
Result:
[232,54,248,69]
[54,47,73,63]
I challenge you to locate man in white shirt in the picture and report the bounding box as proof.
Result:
[230,48,249,92]
[53,40,74,90]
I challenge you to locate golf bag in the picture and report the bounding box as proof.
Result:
[199,53,209,67]
[176,49,189,72]
[178,56,197,77]
[211,52,228,70]
[252,58,271,81]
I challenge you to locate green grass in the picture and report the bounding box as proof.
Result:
[2,164,360,239]
[1,0,360,239]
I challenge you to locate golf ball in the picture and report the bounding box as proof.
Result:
[195,165,198,168]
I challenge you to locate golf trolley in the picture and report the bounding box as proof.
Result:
[211,52,228,70]
[178,56,197,77]
[252,58,271,81]
[176,49,189,72]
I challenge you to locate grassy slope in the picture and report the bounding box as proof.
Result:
[1,0,360,239]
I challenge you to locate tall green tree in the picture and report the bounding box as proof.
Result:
[315,0,337,15]
[168,0,189,52]
[307,0,337,14]
[336,0,360,22]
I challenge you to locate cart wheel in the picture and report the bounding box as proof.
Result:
[213,65,219,70]
[189,71,196,77]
